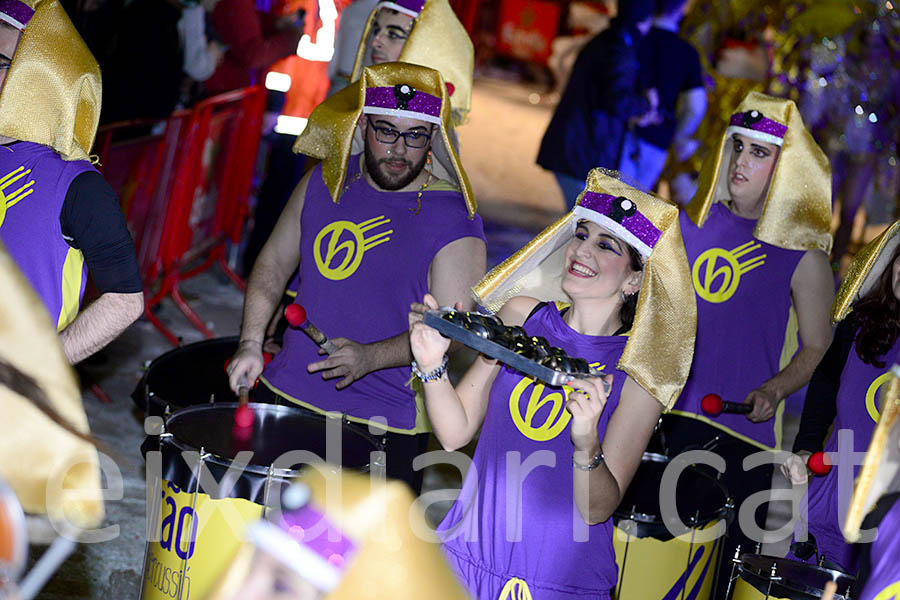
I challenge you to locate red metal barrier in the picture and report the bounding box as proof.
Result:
[95,86,266,346]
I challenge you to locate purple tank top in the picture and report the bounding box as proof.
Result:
[859,494,900,600]
[673,204,805,449]
[263,157,485,432]
[791,333,900,572]
[0,142,95,329]
[439,304,626,599]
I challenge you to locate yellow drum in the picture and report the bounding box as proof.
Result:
[729,554,855,600]
[613,453,730,600]
[140,403,382,600]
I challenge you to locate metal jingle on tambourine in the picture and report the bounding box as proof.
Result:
[441,311,464,325]
[492,333,514,349]
[507,325,527,339]
[511,338,535,358]
[466,321,492,339]
[569,358,591,375]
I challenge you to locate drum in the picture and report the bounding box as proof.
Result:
[0,475,27,584]
[613,453,731,600]
[729,554,855,600]
[133,337,239,416]
[140,403,383,600]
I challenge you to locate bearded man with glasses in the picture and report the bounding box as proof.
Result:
[228,63,485,493]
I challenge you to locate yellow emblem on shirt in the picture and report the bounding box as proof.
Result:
[509,362,604,442]
[313,215,393,281]
[692,240,766,304]
[866,372,891,424]
[872,580,900,600]
[0,166,35,229]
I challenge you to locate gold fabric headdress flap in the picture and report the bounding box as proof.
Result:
[832,220,900,323]
[0,0,101,161]
[350,0,473,125]
[293,62,475,217]
[686,91,832,253]
[474,169,696,409]
[0,241,103,528]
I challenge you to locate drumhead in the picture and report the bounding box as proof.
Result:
[133,337,239,416]
[0,476,27,581]
[739,554,855,600]
[614,452,730,540]
[147,403,383,505]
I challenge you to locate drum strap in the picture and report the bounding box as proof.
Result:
[498,577,533,600]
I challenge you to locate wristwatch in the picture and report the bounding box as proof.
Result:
[411,355,449,382]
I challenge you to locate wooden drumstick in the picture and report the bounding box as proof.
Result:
[820,580,837,600]
[234,376,254,428]
[285,304,339,354]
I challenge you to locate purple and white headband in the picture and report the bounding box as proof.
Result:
[375,0,425,19]
[725,109,787,147]
[0,0,34,31]
[573,192,661,259]
[363,83,442,125]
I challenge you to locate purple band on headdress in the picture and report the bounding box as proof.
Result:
[0,0,33,30]
[364,84,442,124]
[577,192,661,256]
[377,0,425,17]
[279,505,356,568]
[728,110,787,139]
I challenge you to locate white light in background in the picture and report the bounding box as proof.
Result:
[265,71,292,92]
[296,0,337,62]
[275,115,309,136]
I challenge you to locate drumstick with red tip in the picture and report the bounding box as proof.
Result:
[821,580,837,600]
[284,304,339,354]
[234,376,254,429]
[701,393,753,417]
[807,451,833,476]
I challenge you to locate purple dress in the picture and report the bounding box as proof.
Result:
[439,304,626,600]
[858,494,900,600]
[788,334,900,572]
[0,142,95,329]
[673,203,805,449]
[262,157,485,432]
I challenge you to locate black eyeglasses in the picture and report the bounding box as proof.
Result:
[367,116,432,149]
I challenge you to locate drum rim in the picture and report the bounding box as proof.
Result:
[0,475,28,581]
[614,452,732,527]
[162,402,381,477]
[739,553,856,599]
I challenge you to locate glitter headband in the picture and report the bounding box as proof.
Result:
[375,0,425,19]
[0,0,34,31]
[363,83,442,125]
[248,502,357,592]
[725,109,788,147]
[573,192,662,258]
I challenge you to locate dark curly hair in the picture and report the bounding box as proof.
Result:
[619,245,644,332]
[851,241,900,368]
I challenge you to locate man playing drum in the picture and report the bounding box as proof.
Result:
[228,62,485,493]
[663,92,835,596]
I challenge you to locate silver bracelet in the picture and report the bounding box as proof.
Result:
[411,355,448,382]
[572,451,605,471]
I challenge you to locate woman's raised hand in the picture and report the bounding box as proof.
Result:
[780,451,811,485]
[409,294,452,371]
[566,374,613,454]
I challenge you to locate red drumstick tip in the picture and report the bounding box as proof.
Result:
[808,451,832,476]
[234,404,255,428]
[701,393,724,417]
[263,352,274,366]
[224,357,232,372]
[285,304,307,327]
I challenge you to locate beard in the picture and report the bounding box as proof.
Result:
[364,143,429,191]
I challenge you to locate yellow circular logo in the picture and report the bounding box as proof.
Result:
[509,377,572,441]
[314,221,367,281]
[865,372,891,424]
[692,248,742,303]
[872,581,900,600]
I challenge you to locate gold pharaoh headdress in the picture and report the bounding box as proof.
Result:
[293,61,476,217]
[350,0,473,125]
[832,219,900,323]
[685,91,832,253]
[207,469,469,600]
[474,169,696,409]
[0,0,101,161]
[0,240,103,529]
